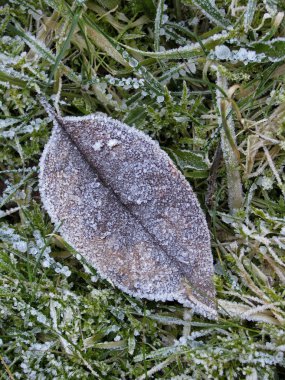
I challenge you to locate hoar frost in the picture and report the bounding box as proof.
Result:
[39,104,216,318]
[92,141,103,151]
[214,45,231,60]
[107,139,120,148]
[211,46,266,64]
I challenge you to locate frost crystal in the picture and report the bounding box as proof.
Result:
[92,141,103,151]
[210,46,266,64]
[214,45,231,60]
[39,105,216,318]
[13,241,28,253]
[157,95,165,103]
[107,139,120,148]
[257,176,274,190]
[128,58,138,68]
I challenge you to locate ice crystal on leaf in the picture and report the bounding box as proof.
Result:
[214,45,231,60]
[39,101,216,318]
[210,46,266,64]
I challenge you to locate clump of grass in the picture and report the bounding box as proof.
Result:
[1,0,285,378]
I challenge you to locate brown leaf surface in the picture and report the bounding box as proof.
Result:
[39,106,216,318]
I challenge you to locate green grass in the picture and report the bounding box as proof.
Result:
[1,0,285,378]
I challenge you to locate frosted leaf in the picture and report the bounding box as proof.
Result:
[39,101,216,318]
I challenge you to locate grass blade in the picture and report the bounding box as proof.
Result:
[244,0,257,32]
[49,6,83,81]
[183,0,232,28]
[154,0,164,52]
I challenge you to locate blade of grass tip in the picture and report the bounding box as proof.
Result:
[0,70,28,89]
[30,221,62,287]
[49,6,83,82]
[221,100,240,161]
[82,13,128,67]
[216,71,243,212]
[244,0,257,32]
[119,28,235,60]
[184,0,232,29]
[174,0,182,19]
[0,354,15,380]
[169,24,208,56]
[137,357,177,380]
[0,171,34,209]
[77,20,94,69]
[154,0,164,52]
[7,23,56,63]
[38,95,62,124]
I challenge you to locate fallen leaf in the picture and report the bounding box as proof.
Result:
[39,100,216,318]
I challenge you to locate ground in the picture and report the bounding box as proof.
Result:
[0,0,285,379]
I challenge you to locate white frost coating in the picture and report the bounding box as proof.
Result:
[215,70,243,211]
[39,109,217,319]
[188,1,231,29]
[157,96,165,103]
[210,46,266,64]
[39,124,61,228]
[214,45,231,60]
[92,141,103,151]
[13,241,28,253]
[107,139,120,148]
[128,58,139,68]
[21,31,56,63]
[121,30,232,59]
[218,300,279,325]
